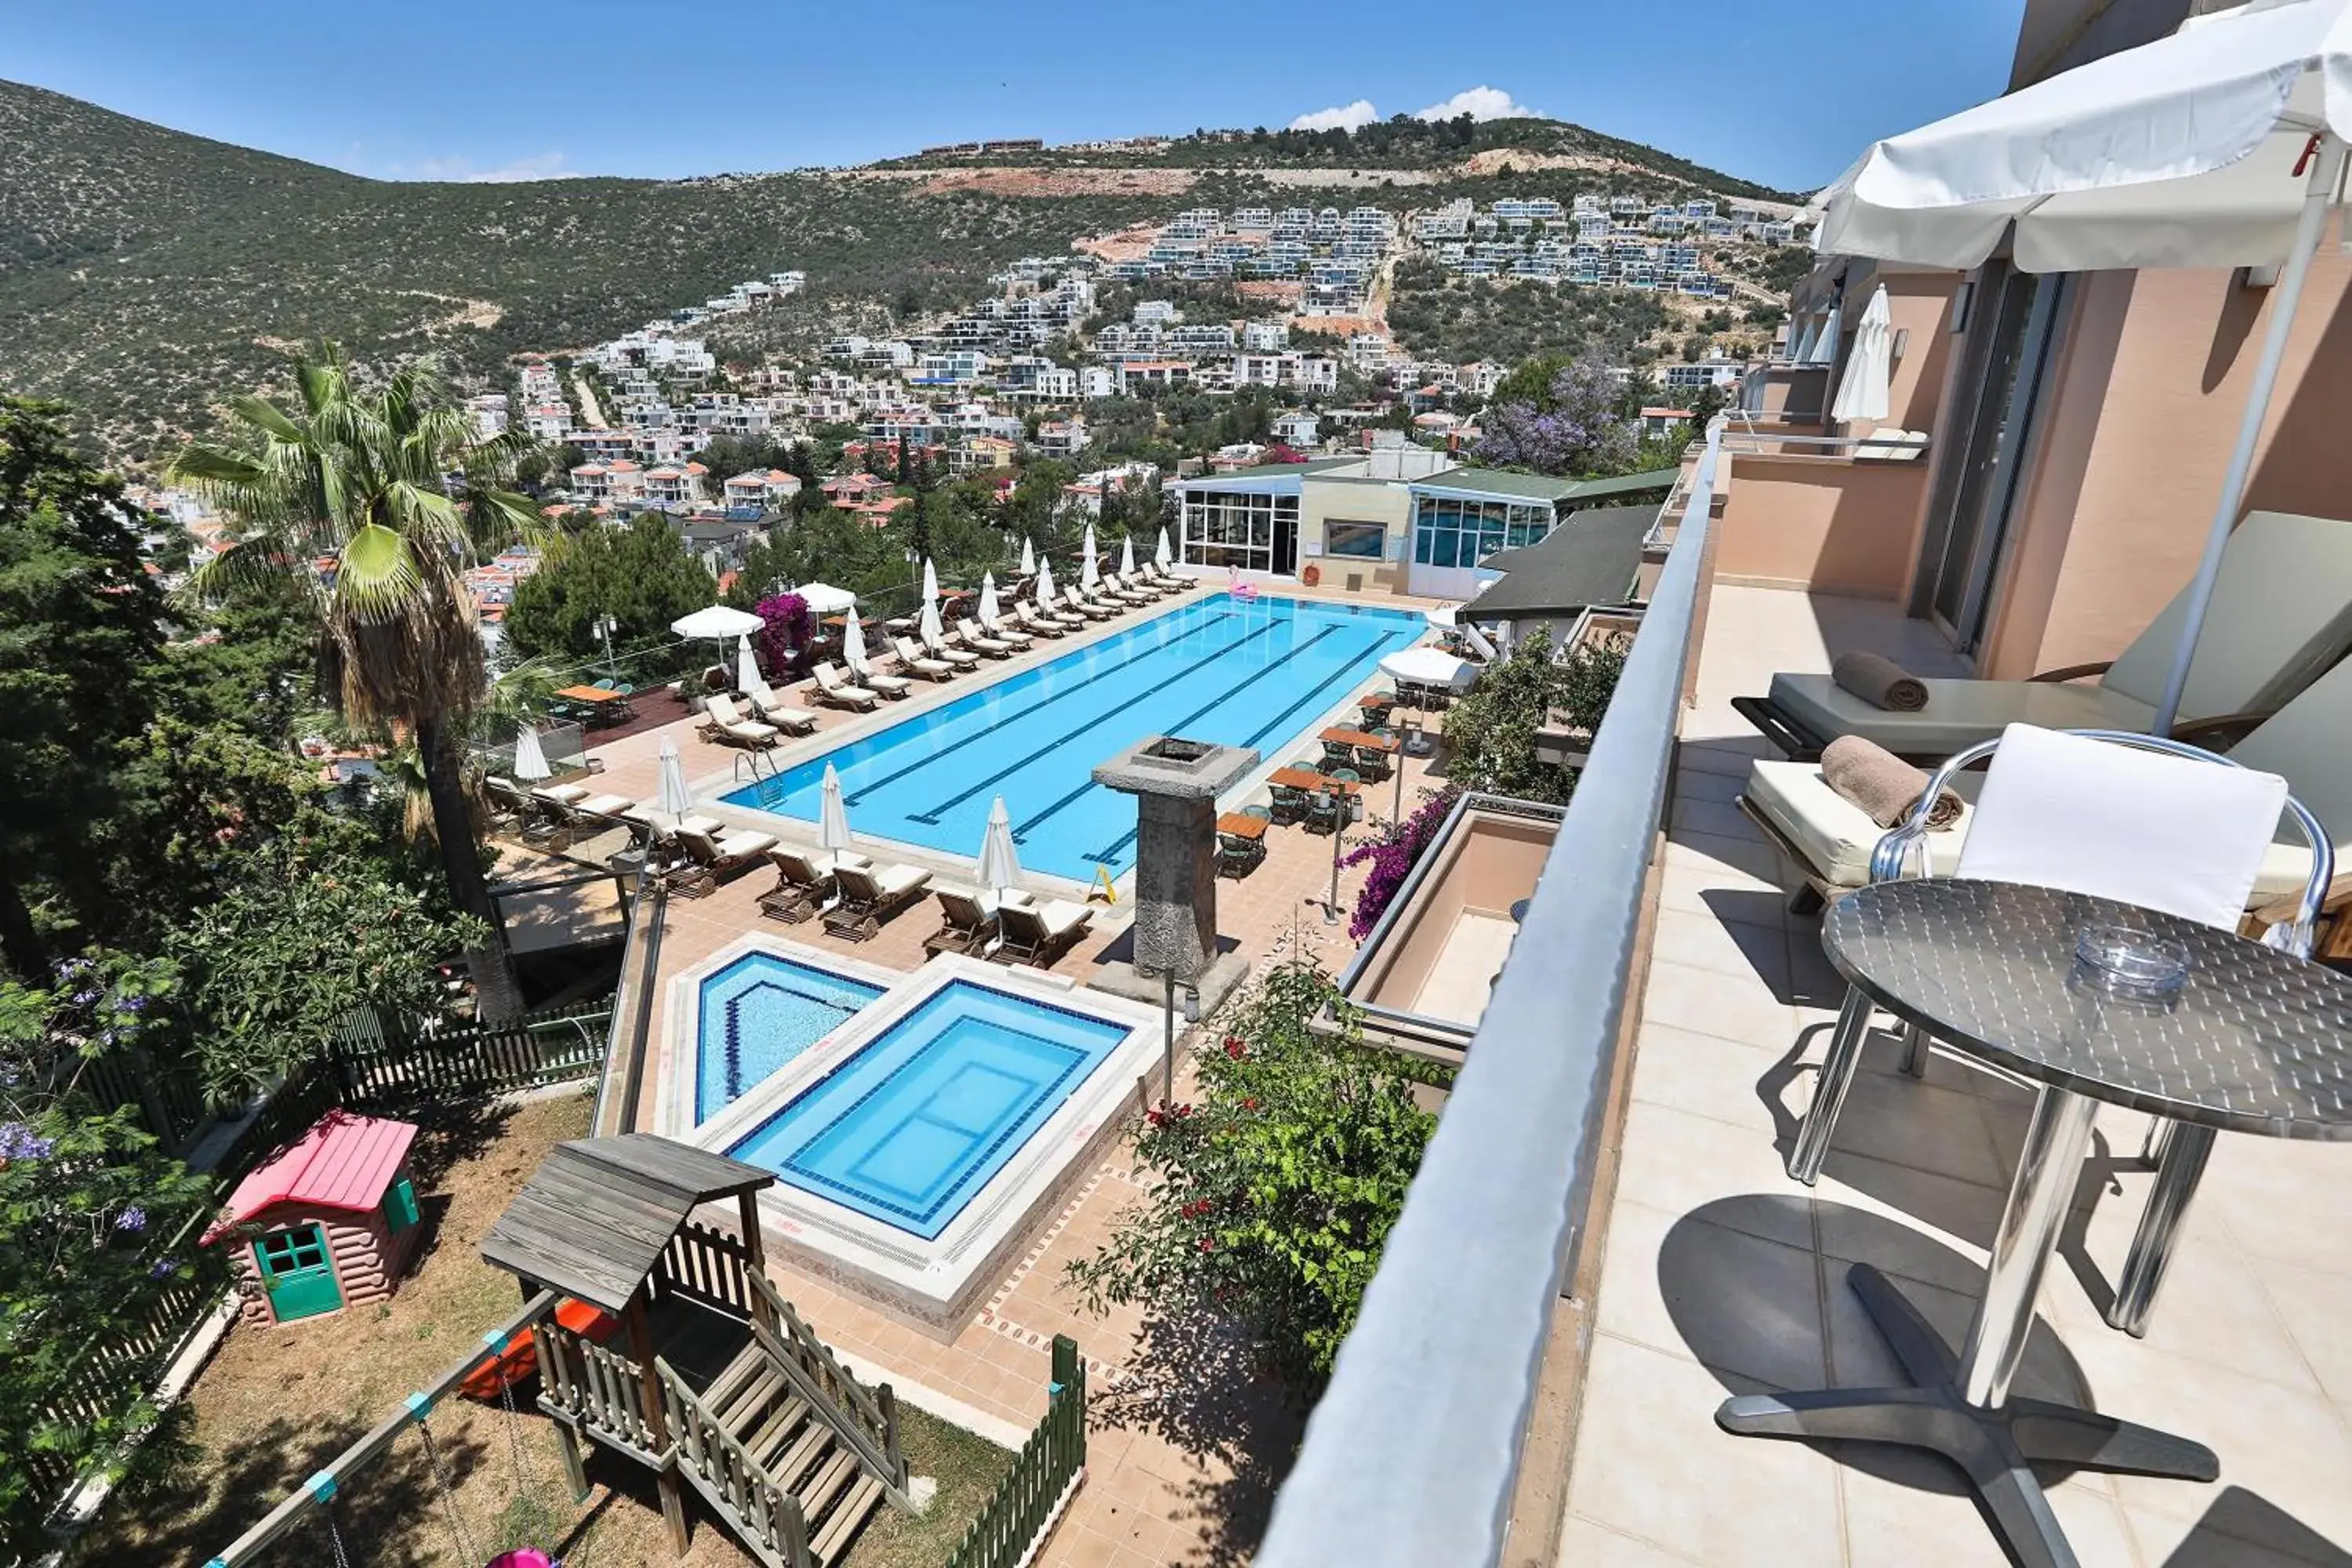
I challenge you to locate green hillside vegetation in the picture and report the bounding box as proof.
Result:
[0,80,1795,463]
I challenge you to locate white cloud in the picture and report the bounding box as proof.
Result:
[1288,99,1381,133]
[409,151,583,183]
[1414,86,1543,123]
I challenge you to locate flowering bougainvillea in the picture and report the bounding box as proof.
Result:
[1065,960,1443,1388]
[1340,786,1462,942]
[754,591,815,681]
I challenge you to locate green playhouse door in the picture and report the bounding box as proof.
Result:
[253,1225,341,1321]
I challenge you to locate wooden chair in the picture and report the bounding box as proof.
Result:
[924,887,1000,956]
[822,861,932,942]
[669,822,779,898]
[760,844,846,924]
[993,898,1093,966]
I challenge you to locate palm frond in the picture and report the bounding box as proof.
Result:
[332,521,425,620]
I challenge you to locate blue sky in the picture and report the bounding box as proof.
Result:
[1,1,2026,194]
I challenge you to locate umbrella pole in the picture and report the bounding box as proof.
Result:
[2151,132,2346,735]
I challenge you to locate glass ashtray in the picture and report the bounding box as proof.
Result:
[2073,924,2190,996]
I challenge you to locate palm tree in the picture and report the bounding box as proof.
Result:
[169,344,546,1016]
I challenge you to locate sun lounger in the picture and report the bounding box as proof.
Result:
[847,656,913,699]
[822,860,932,942]
[980,616,1035,652]
[491,777,572,844]
[811,662,881,711]
[1733,510,2352,761]
[699,694,781,749]
[923,633,982,670]
[669,822,779,897]
[924,887,1001,956]
[760,844,862,923]
[891,636,958,680]
[744,688,819,735]
[953,624,1014,659]
[1069,593,1120,620]
[993,898,1093,966]
[1743,652,2352,936]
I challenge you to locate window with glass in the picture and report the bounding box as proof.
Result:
[1180,489,1300,573]
[1410,495,1557,568]
[1323,519,1388,559]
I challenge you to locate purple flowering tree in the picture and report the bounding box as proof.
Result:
[1473,353,1638,477]
[755,591,815,681]
[1341,786,1462,941]
[1,967,218,1548]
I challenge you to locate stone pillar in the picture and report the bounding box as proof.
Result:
[1093,736,1259,984]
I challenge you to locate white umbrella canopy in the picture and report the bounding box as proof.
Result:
[511,725,551,782]
[921,557,940,605]
[1813,1,2352,273]
[978,571,1001,626]
[1019,537,1036,576]
[656,735,693,821]
[1424,604,1459,629]
[1829,285,1894,424]
[735,634,761,694]
[819,764,853,853]
[670,604,764,640]
[842,613,870,673]
[919,596,945,646]
[1036,560,1058,608]
[1154,528,1172,568]
[1809,0,2352,733]
[1081,524,1101,588]
[977,796,1024,901]
[793,582,858,615]
[1119,535,1137,577]
[1381,646,1479,691]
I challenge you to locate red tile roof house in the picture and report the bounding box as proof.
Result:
[203,1111,425,1326]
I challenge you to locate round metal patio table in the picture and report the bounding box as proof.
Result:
[1717,878,2352,1568]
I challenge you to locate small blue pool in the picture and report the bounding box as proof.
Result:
[725,980,1129,1239]
[696,954,887,1124]
[722,592,1423,880]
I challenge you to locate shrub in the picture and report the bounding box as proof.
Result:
[1341,786,1461,940]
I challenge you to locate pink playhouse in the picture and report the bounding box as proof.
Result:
[205,1110,425,1325]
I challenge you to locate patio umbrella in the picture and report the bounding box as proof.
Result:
[1036,559,1058,609]
[1155,528,1173,568]
[735,633,760,695]
[1081,524,1101,589]
[978,571,1001,627]
[841,612,870,674]
[819,763,853,855]
[1828,285,1893,424]
[977,795,1023,903]
[656,735,692,823]
[1809,0,2352,730]
[1020,537,1036,576]
[1119,535,1137,577]
[1381,646,1479,692]
[669,604,763,640]
[511,725,551,782]
[921,556,940,607]
[792,582,858,615]
[1425,604,1459,630]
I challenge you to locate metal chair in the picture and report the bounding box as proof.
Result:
[1269,786,1309,826]
[1790,728,2332,1337]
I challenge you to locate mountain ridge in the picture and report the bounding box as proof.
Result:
[0,78,1798,460]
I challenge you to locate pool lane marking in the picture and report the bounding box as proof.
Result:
[816,606,1239,810]
[904,617,1298,826]
[1076,629,1410,866]
[1010,624,1354,848]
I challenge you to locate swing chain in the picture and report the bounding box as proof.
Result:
[318,1498,352,1568]
[416,1417,478,1566]
[497,1362,528,1496]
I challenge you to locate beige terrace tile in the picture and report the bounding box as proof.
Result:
[1592,1196,1828,1390]
[1553,1515,1713,1566]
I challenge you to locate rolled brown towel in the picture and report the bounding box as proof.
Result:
[1820,735,1964,830]
[1830,651,1929,712]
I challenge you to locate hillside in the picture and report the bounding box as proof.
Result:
[0,80,1797,461]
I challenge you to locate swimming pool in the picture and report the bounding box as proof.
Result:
[694,953,887,1124]
[724,979,1129,1240]
[722,592,1424,880]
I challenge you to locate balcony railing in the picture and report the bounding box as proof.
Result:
[1255,419,1726,1568]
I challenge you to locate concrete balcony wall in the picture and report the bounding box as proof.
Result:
[1710,451,1931,601]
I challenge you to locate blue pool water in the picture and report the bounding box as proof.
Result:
[725,981,1129,1239]
[722,593,1423,879]
[696,953,887,1124]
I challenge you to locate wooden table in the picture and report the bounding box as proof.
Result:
[1320,727,1399,753]
[555,684,625,705]
[1216,812,1269,840]
[1271,766,1360,794]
